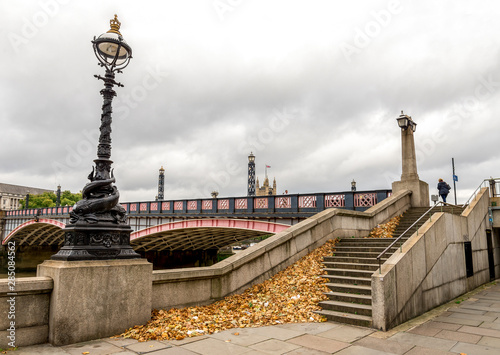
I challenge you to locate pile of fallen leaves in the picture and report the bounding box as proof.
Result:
[367,215,402,238]
[119,239,338,341]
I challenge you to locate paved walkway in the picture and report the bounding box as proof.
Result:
[13,281,500,355]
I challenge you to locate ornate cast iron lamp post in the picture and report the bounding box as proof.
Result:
[52,15,140,260]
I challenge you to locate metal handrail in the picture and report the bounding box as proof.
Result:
[462,177,500,207]
[376,201,456,273]
[462,179,489,208]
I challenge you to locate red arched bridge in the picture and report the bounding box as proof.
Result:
[2,189,391,251]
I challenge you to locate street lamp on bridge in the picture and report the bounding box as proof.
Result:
[396,110,417,132]
[391,110,429,207]
[52,15,140,261]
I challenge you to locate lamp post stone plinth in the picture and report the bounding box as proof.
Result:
[392,111,429,207]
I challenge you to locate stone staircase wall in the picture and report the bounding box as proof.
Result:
[372,187,498,331]
[152,190,412,310]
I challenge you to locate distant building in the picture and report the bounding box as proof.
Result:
[248,154,278,196]
[256,176,277,196]
[0,183,53,210]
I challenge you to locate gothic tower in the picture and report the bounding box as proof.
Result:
[157,166,165,200]
[247,152,256,196]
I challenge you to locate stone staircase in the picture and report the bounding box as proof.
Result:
[315,205,465,327]
[392,205,464,238]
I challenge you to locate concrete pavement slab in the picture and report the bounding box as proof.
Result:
[353,336,414,355]
[334,345,397,355]
[458,304,500,312]
[62,339,125,355]
[104,338,139,347]
[422,321,461,331]
[124,340,170,354]
[140,347,199,355]
[402,346,456,355]
[475,295,500,301]
[434,329,481,343]
[286,334,350,353]
[478,335,500,348]
[451,341,500,354]
[457,325,500,338]
[316,325,374,343]
[180,337,250,355]
[468,302,494,307]
[407,323,442,337]
[447,311,497,322]
[10,343,71,355]
[248,339,301,354]
[283,347,330,355]
[243,325,305,340]
[209,328,271,346]
[446,307,487,315]
[275,321,340,334]
[431,315,482,326]
[388,332,457,351]
[484,311,500,318]
[479,321,500,330]
[160,335,208,346]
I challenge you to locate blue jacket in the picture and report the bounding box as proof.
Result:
[437,181,450,195]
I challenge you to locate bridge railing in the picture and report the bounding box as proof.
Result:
[4,206,73,217]
[3,190,392,218]
[122,190,391,215]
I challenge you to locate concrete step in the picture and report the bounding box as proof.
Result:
[324,268,375,278]
[321,274,372,286]
[337,237,394,245]
[323,256,387,264]
[314,310,372,328]
[325,291,372,305]
[323,262,379,271]
[334,246,398,253]
[330,251,393,259]
[314,309,372,327]
[337,240,399,247]
[318,300,372,316]
[325,282,372,296]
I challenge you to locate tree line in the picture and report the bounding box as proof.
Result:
[20,190,82,209]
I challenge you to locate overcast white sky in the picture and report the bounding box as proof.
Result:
[1,0,499,203]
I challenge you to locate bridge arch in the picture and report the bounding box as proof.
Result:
[130,219,290,252]
[3,219,65,246]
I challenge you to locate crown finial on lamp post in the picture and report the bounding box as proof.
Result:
[108,14,122,35]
